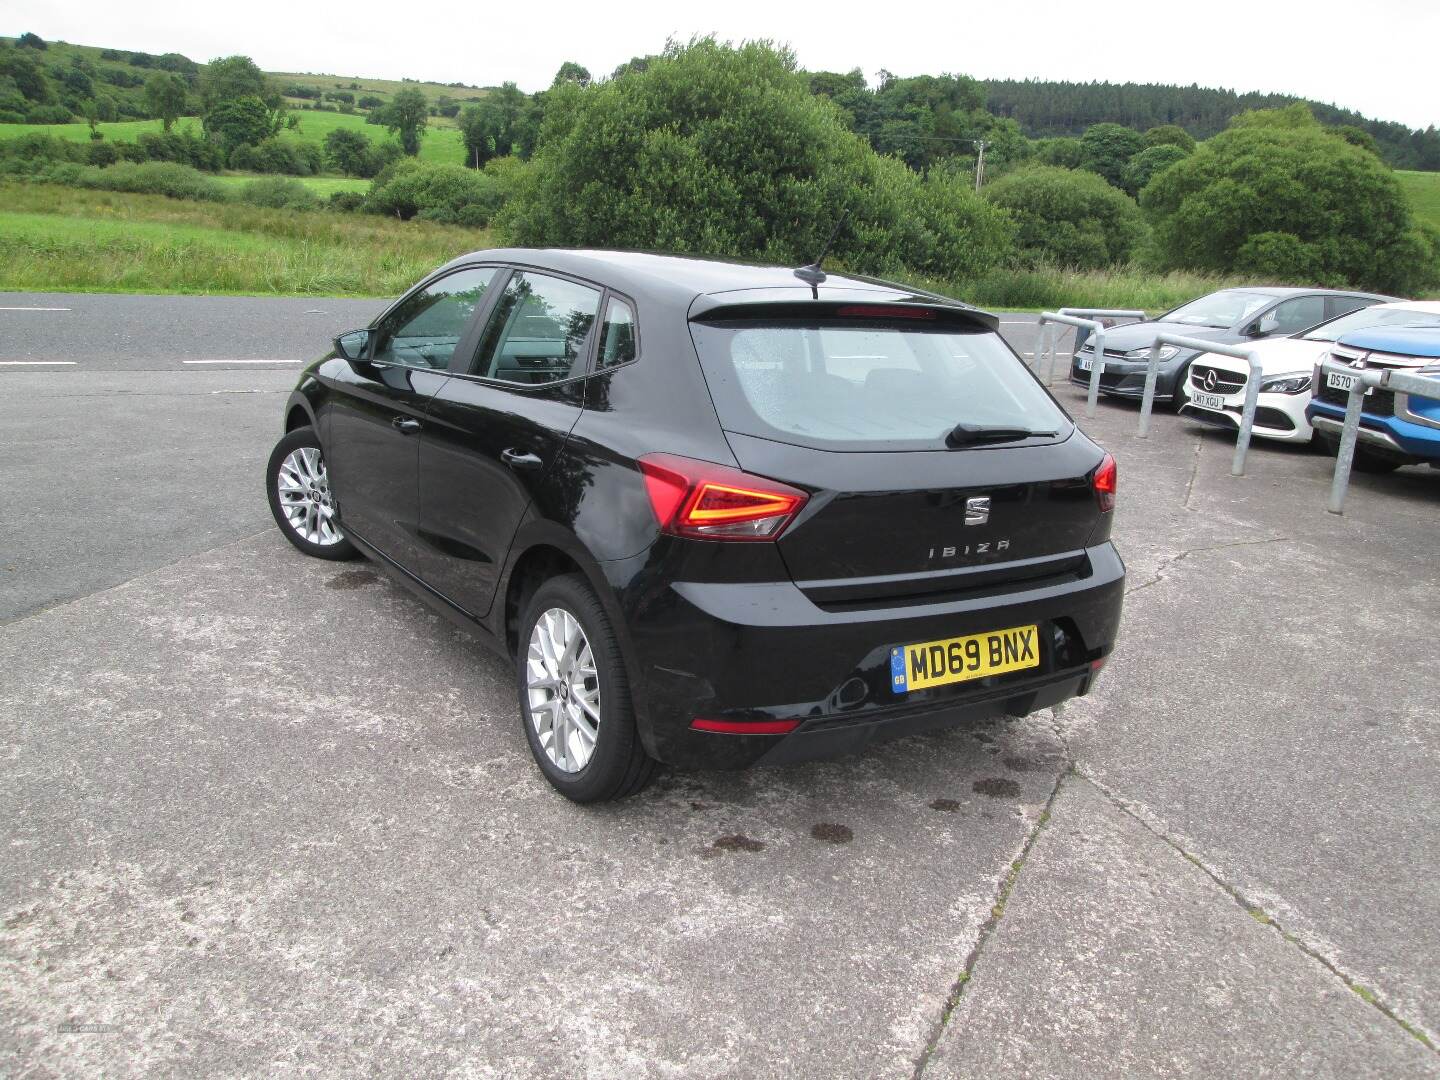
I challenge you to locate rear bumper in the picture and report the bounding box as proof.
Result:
[622,542,1125,769]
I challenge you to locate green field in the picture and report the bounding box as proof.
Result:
[0,183,487,296]
[212,173,370,196]
[0,111,468,166]
[1397,170,1440,233]
[272,70,488,104]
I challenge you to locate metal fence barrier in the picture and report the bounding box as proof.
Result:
[1033,309,1145,395]
[1319,360,1439,514]
[1137,335,1264,476]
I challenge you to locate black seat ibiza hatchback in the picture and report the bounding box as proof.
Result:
[267,249,1124,801]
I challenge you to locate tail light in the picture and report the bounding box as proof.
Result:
[638,453,808,541]
[1092,453,1117,512]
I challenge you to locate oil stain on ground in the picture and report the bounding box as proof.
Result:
[973,777,1022,798]
[707,834,765,855]
[929,798,962,813]
[326,569,378,591]
[810,823,853,844]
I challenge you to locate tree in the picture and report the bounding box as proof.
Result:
[375,86,428,155]
[1033,137,1084,169]
[145,71,188,132]
[983,166,1146,268]
[199,55,276,115]
[1142,124,1196,152]
[17,32,47,50]
[80,99,102,140]
[458,84,528,166]
[1078,122,1146,188]
[199,56,281,148]
[206,96,275,158]
[1142,106,1438,294]
[496,38,1015,279]
[552,62,591,88]
[1122,144,1189,196]
[324,127,373,176]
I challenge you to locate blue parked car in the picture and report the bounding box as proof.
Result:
[1308,326,1440,472]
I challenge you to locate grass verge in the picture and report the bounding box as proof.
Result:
[0,182,486,296]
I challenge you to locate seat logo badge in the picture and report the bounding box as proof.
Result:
[1351,358,1366,369]
[1203,369,1218,392]
[965,496,991,526]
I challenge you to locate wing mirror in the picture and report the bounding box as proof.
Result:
[334,328,373,363]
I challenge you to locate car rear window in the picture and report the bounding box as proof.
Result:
[689,316,1070,452]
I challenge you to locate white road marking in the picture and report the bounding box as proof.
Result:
[0,360,77,366]
[181,359,303,365]
[0,306,70,312]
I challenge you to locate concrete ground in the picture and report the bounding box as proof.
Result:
[1,295,1437,1077]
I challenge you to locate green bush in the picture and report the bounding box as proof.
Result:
[66,161,229,201]
[1143,106,1439,294]
[1123,144,1188,196]
[982,165,1146,269]
[0,132,88,164]
[229,137,323,176]
[1233,231,1326,283]
[237,175,319,211]
[328,190,366,213]
[1079,123,1146,188]
[365,158,506,226]
[24,104,74,124]
[496,38,1015,278]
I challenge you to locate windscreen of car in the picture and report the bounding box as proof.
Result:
[1301,306,1440,343]
[689,317,1070,452]
[1163,291,1274,329]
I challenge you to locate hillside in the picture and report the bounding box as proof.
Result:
[982,79,1440,171]
[1397,171,1440,233]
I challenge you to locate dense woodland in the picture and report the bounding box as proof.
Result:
[980,79,1440,171]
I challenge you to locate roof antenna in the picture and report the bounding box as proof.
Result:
[794,209,850,295]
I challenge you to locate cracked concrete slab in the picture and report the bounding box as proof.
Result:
[924,777,1438,1078]
[0,532,1069,1078]
[1058,395,1440,1046]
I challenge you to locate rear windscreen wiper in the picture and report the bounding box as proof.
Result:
[946,423,1054,447]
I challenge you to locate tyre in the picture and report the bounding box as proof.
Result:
[517,573,657,802]
[266,426,359,561]
[1352,447,1403,474]
[1169,361,1195,412]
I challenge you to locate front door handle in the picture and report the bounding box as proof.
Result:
[500,447,544,471]
[391,417,422,434]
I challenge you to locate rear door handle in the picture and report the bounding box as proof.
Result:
[501,447,544,471]
[391,417,422,434]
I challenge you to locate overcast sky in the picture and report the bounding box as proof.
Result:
[9,0,1437,130]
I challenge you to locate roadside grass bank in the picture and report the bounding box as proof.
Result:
[0,183,487,296]
[0,181,1343,309]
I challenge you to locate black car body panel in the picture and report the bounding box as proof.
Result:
[291,248,1126,770]
[1070,287,1399,401]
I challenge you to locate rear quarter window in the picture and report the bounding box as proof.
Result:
[689,317,1070,452]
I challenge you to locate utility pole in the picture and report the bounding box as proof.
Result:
[974,140,988,192]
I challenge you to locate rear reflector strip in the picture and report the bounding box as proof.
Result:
[690,718,801,735]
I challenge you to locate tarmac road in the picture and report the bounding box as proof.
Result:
[1,293,1436,1077]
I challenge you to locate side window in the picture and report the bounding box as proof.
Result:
[372,267,497,370]
[473,272,601,384]
[1260,295,1326,336]
[597,296,638,368]
[1326,296,1375,320]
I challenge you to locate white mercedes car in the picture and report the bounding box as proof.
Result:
[1179,300,1440,442]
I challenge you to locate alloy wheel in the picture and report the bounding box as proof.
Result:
[526,607,601,773]
[276,446,344,547]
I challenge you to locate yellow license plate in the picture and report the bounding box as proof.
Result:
[890,624,1040,693]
